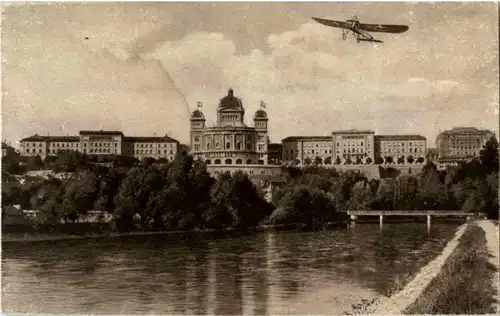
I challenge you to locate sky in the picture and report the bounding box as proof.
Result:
[1,2,499,147]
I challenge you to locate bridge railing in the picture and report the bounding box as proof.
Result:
[346,210,475,216]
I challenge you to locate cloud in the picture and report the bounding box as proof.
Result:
[2,2,498,148]
[2,3,191,145]
[146,13,498,144]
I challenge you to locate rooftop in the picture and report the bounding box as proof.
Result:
[332,129,375,135]
[79,130,124,135]
[21,135,79,142]
[376,135,426,141]
[124,135,179,143]
[282,136,332,142]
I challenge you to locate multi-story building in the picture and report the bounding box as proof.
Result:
[189,88,281,179]
[267,142,282,165]
[78,130,124,155]
[375,135,427,164]
[123,136,179,161]
[436,127,495,164]
[332,130,375,164]
[281,136,332,165]
[20,130,179,161]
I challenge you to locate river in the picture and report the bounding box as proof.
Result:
[2,222,461,314]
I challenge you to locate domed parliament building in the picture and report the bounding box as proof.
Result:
[190,88,282,180]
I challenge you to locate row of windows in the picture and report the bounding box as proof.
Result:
[88,148,118,154]
[134,150,174,155]
[337,142,367,147]
[131,143,175,148]
[87,142,118,147]
[25,148,43,153]
[205,159,265,165]
[380,142,424,147]
[50,143,79,148]
[381,148,424,153]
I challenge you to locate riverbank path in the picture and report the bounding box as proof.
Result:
[476,220,499,314]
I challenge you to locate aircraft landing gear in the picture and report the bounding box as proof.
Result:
[342,29,346,40]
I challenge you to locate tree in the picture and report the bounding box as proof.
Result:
[355,156,363,165]
[345,156,353,165]
[314,156,323,166]
[407,155,415,164]
[397,156,405,165]
[416,162,446,209]
[304,157,312,166]
[346,181,374,211]
[385,156,394,164]
[324,156,332,165]
[60,171,99,222]
[480,136,499,173]
[416,157,425,164]
[335,156,342,165]
[365,157,373,165]
[375,156,384,165]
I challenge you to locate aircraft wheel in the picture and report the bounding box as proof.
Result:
[342,32,346,40]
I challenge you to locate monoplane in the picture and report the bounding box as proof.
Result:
[311,16,409,43]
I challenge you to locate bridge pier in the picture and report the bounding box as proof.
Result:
[379,214,384,230]
[427,215,431,235]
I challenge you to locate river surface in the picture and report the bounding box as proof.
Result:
[2,222,461,315]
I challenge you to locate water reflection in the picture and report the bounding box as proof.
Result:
[2,223,460,314]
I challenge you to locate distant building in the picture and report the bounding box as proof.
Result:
[436,127,494,164]
[267,142,282,165]
[374,135,427,164]
[189,88,281,180]
[281,136,332,165]
[332,130,375,164]
[19,130,179,161]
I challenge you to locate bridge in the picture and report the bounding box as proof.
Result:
[346,210,476,233]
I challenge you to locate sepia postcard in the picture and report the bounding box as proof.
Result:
[1,1,499,315]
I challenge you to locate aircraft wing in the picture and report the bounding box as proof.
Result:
[311,17,347,29]
[358,23,409,33]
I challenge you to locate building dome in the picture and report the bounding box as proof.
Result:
[219,88,243,109]
[254,109,267,118]
[191,109,205,119]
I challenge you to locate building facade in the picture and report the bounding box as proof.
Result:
[267,142,282,165]
[190,88,269,166]
[332,130,375,164]
[375,135,427,164]
[436,127,494,164]
[189,88,281,179]
[20,130,179,161]
[281,136,332,165]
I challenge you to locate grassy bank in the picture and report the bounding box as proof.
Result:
[404,223,498,314]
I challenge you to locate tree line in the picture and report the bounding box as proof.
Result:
[2,137,498,233]
[2,153,274,232]
[270,136,499,226]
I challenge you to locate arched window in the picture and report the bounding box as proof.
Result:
[236,159,243,164]
[226,142,231,149]
[214,159,221,165]
[205,159,211,165]
[225,159,232,165]
[258,160,264,165]
[246,159,252,164]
